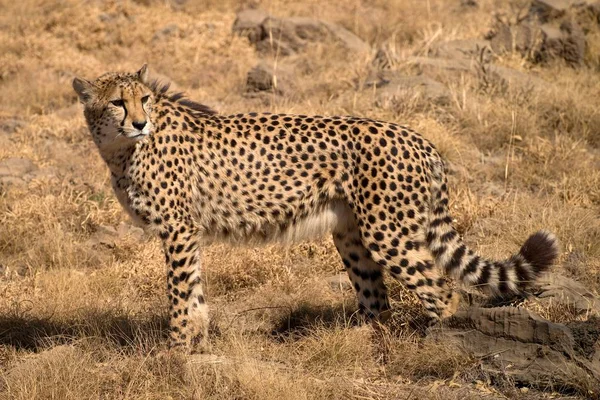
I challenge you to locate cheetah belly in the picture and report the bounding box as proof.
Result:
[199,199,355,246]
[276,200,355,244]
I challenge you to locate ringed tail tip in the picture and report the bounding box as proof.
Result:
[519,230,559,275]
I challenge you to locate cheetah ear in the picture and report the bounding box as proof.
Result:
[72,77,97,104]
[136,64,149,85]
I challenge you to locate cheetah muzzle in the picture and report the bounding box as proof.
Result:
[73,65,559,353]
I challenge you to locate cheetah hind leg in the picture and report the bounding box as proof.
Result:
[332,227,392,323]
[352,217,460,326]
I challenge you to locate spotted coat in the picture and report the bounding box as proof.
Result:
[73,66,559,351]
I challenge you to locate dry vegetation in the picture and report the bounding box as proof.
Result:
[0,0,599,398]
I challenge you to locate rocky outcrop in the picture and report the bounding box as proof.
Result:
[405,56,548,94]
[233,9,371,56]
[530,0,572,22]
[430,306,600,397]
[86,222,145,248]
[429,39,492,60]
[362,71,451,106]
[324,273,353,292]
[587,2,600,23]
[542,21,586,65]
[245,62,292,95]
[537,274,600,317]
[529,0,600,24]
[427,273,600,397]
[326,269,600,396]
[486,0,594,66]
[488,19,586,66]
[0,157,57,189]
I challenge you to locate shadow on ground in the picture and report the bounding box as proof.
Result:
[270,302,361,340]
[0,312,168,352]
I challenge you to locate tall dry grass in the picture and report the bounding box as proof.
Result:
[0,0,598,398]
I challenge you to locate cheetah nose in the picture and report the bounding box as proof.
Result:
[132,120,147,130]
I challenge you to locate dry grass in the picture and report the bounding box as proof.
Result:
[0,0,598,398]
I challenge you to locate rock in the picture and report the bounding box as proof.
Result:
[168,0,188,9]
[485,64,548,93]
[460,0,479,8]
[321,20,372,54]
[325,273,352,292]
[488,18,586,66]
[233,9,370,56]
[479,181,508,198]
[542,21,586,66]
[116,222,144,241]
[232,8,269,44]
[25,167,57,182]
[404,55,548,94]
[530,0,571,22]
[0,158,36,178]
[587,2,600,23]
[429,39,491,60]
[0,118,25,133]
[489,22,542,58]
[152,23,179,41]
[187,354,229,364]
[405,56,472,73]
[430,306,600,396]
[245,62,290,94]
[87,225,119,248]
[0,158,38,188]
[0,176,26,187]
[98,13,113,23]
[537,274,600,317]
[372,43,402,69]
[87,223,145,248]
[542,24,565,43]
[0,157,58,191]
[363,71,451,105]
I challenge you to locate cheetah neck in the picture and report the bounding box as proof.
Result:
[98,142,137,178]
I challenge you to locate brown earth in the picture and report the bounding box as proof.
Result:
[1,0,599,399]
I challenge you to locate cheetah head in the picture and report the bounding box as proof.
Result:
[73,65,155,149]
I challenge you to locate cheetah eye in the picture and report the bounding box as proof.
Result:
[110,99,125,107]
[141,95,150,105]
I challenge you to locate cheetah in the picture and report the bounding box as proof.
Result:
[73,65,559,352]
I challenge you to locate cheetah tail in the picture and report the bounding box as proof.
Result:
[425,162,559,296]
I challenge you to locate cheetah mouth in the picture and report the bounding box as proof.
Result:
[127,132,149,140]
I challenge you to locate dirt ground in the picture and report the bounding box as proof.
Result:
[0,0,599,399]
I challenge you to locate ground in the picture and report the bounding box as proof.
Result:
[0,0,599,399]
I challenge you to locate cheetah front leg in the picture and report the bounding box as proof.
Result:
[160,225,209,353]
